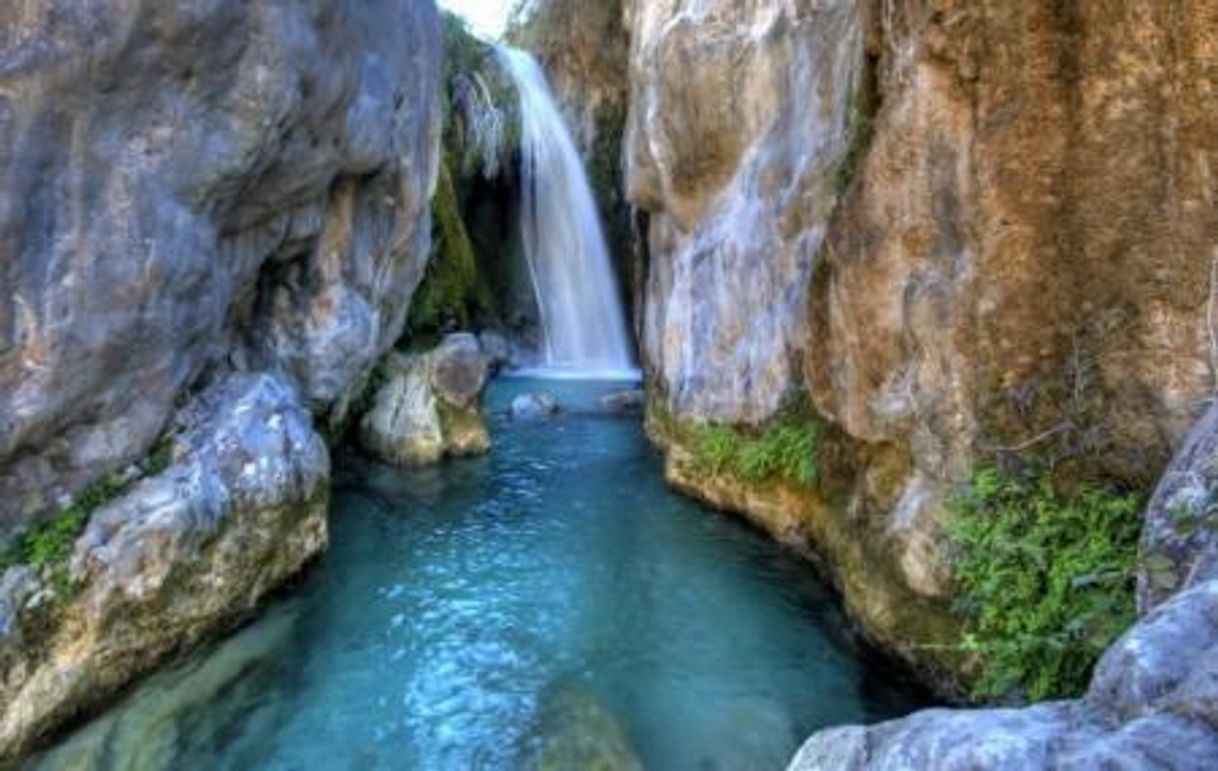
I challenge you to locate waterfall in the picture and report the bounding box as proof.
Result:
[497,46,636,378]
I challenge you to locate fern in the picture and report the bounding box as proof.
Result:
[947,468,1143,701]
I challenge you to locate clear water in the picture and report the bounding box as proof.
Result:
[29,380,928,771]
[498,47,635,373]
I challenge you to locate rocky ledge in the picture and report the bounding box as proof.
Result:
[0,374,329,760]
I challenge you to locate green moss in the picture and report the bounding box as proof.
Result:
[1,436,179,597]
[409,159,487,335]
[947,468,1144,702]
[688,412,822,489]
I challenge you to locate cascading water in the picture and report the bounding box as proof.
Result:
[497,46,636,378]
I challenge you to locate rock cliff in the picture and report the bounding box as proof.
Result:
[629,0,1218,699]
[0,0,442,757]
[0,0,442,541]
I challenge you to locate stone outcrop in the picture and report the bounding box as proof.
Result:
[0,374,328,759]
[0,0,443,543]
[1139,403,1218,611]
[359,334,492,466]
[800,2,1218,677]
[789,401,1218,769]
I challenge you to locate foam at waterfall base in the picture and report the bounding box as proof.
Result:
[505,365,643,383]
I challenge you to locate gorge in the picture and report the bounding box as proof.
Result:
[2,0,1218,769]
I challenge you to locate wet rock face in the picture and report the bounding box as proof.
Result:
[626,0,863,424]
[508,0,628,161]
[0,0,443,542]
[0,373,329,760]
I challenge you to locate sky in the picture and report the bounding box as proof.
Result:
[437,0,515,39]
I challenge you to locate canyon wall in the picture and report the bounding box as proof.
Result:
[618,0,1218,765]
[0,0,442,757]
[627,0,1218,697]
[627,0,864,423]
[0,0,441,542]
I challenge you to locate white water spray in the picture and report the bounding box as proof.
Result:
[497,46,636,378]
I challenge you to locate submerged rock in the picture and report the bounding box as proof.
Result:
[359,335,492,466]
[0,374,329,760]
[518,680,643,771]
[510,393,562,421]
[28,607,300,771]
[601,390,646,415]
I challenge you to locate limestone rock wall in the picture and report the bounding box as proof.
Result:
[629,0,1218,696]
[626,0,865,423]
[805,0,1218,615]
[0,0,443,542]
[792,404,1218,770]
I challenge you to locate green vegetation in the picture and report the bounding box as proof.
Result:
[690,417,822,489]
[1,435,177,596]
[947,467,1144,702]
[442,11,518,178]
[408,159,494,335]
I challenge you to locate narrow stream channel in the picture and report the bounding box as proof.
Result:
[29,379,929,771]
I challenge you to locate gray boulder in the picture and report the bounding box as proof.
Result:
[359,336,492,466]
[510,393,562,421]
[0,373,329,760]
[430,334,491,410]
[1139,403,1218,612]
[478,331,514,371]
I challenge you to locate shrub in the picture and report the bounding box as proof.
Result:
[947,468,1144,702]
[691,418,820,488]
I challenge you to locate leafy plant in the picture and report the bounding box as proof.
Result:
[691,418,821,488]
[1,436,178,596]
[947,468,1144,702]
